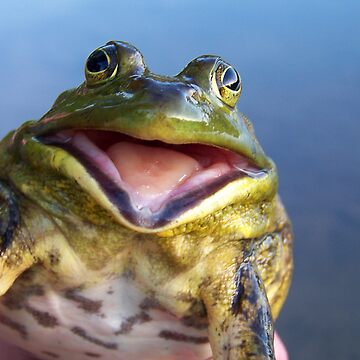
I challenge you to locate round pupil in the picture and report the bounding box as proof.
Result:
[86,50,109,73]
[223,67,240,91]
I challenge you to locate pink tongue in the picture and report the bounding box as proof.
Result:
[107,142,201,203]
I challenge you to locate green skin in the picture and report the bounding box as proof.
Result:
[0,41,293,359]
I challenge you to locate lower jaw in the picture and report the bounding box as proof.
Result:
[37,130,268,229]
[55,141,262,228]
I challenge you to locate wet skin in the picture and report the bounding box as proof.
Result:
[0,41,293,359]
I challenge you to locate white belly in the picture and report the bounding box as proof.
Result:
[0,277,212,360]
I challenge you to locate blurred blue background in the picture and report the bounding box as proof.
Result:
[1,1,359,358]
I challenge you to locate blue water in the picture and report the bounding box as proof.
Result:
[1,1,360,359]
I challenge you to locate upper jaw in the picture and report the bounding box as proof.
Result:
[36,129,273,230]
[25,88,270,171]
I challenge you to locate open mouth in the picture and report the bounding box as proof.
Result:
[38,130,267,228]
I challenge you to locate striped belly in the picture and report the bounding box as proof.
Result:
[0,277,212,360]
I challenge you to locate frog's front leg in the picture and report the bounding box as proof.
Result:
[202,257,275,360]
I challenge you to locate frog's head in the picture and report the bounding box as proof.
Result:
[13,41,277,233]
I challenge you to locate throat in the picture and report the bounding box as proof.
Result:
[106,141,203,211]
[71,132,235,212]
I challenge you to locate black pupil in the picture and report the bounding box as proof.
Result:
[223,67,240,91]
[86,50,109,73]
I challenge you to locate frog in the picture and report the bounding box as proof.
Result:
[0,40,293,360]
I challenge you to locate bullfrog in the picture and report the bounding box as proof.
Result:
[0,41,293,360]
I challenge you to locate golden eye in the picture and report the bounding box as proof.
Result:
[212,60,242,107]
[85,44,118,85]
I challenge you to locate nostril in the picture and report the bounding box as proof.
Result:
[127,77,145,92]
[185,85,202,104]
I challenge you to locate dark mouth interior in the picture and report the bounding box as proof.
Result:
[38,130,266,228]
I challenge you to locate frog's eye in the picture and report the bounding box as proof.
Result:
[85,44,118,85]
[211,60,242,107]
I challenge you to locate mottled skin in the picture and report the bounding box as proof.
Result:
[0,41,292,359]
